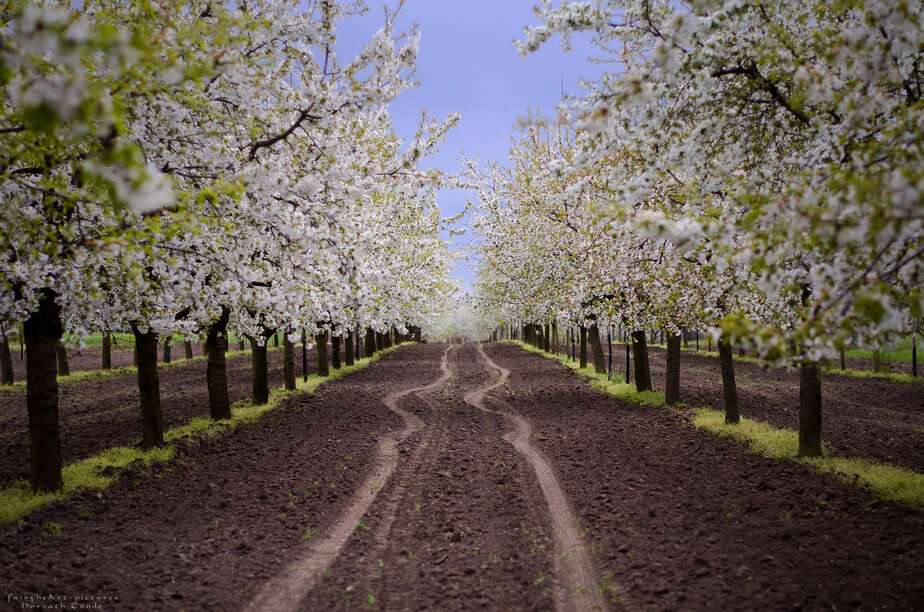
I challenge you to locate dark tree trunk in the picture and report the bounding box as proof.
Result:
[238,338,245,352]
[332,334,342,369]
[872,349,882,373]
[913,335,918,378]
[184,340,193,360]
[25,289,64,491]
[798,361,823,457]
[133,341,138,367]
[365,328,377,357]
[283,334,296,390]
[552,321,558,354]
[345,330,354,366]
[718,337,740,424]
[665,332,681,405]
[205,307,232,420]
[55,340,69,377]
[132,325,164,449]
[101,332,111,370]
[375,331,384,352]
[631,331,652,392]
[249,337,269,405]
[579,326,587,369]
[625,338,631,384]
[588,323,606,374]
[839,347,846,371]
[316,331,330,377]
[162,339,171,364]
[1,334,14,385]
[274,333,279,348]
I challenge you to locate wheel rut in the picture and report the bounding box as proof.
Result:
[247,345,454,612]
[466,342,612,612]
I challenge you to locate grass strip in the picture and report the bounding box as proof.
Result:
[692,408,924,511]
[0,344,403,527]
[0,346,284,395]
[512,341,924,512]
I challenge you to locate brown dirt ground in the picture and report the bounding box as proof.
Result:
[487,342,924,611]
[300,342,557,611]
[0,344,440,611]
[0,349,292,486]
[584,343,924,473]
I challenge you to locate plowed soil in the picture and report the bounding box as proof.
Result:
[589,343,924,472]
[1,341,921,611]
[0,348,291,485]
[486,342,924,610]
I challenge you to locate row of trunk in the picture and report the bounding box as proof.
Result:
[509,319,823,459]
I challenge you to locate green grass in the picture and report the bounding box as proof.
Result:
[0,346,281,396]
[692,408,924,511]
[513,340,924,512]
[514,341,665,406]
[0,343,405,527]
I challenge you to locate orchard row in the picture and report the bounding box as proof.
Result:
[470,1,923,455]
[0,2,458,492]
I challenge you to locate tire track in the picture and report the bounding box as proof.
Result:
[465,343,611,612]
[247,345,453,612]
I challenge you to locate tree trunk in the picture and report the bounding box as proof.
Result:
[344,330,354,366]
[55,340,69,377]
[25,289,64,492]
[283,334,296,390]
[274,333,279,348]
[238,338,245,352]
[365,328,377,357]
[579,326,588,369]
[913,334,918,378]
[798,361,823,457]
[162,338,171,364]
[316,331,330,377]
[132,325,164,449]
[552,321,558,354]
[0,334,14,385]
[588,323,606,374]
[839,347,846,371]
[101,332,111,370]
[332,334,342,369]
[872,349,882,373]
[250,337,269,405]
[375,331,384,352]
[718,337,740,424]
[665,332,681,405]
[184,340,193,360]
[205,307,232,420]
[625,338,631,384]
[631,331,652,392]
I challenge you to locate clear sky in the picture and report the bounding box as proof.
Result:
[335,1,604,290]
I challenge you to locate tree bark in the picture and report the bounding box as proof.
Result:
[55,340,69,377]
[238,338,245,352]
[839,347,846,371]
[316,331,330,377]
[798,360,823,457]
[184,340,193,360]
[0,334,14,385]
[625,338,631,384]
[872,349,882,373]
[375,331,384,352]
[552,321,558,354]
[588,323,606,374]
[283,334,296,390]
[205,307,232,420]
[718,337,740,424]
[274,333,279,348]
[365,328,377,356]
[101,332,111,370]
[665,332,681,405]
[132,325,164,449]
[249,336,269,405]
[631,331,652,392]
[332,333,342,369]
[344,330,354,366]
[579,326,588,369]
[913,334,918,378]
[25,289,64,491]
[162,338,171,364]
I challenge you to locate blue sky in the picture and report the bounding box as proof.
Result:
[335,1,604,290]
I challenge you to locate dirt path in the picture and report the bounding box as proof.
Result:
[487,342,924,610]
[248,345,454,611]
[469,343,609,612]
